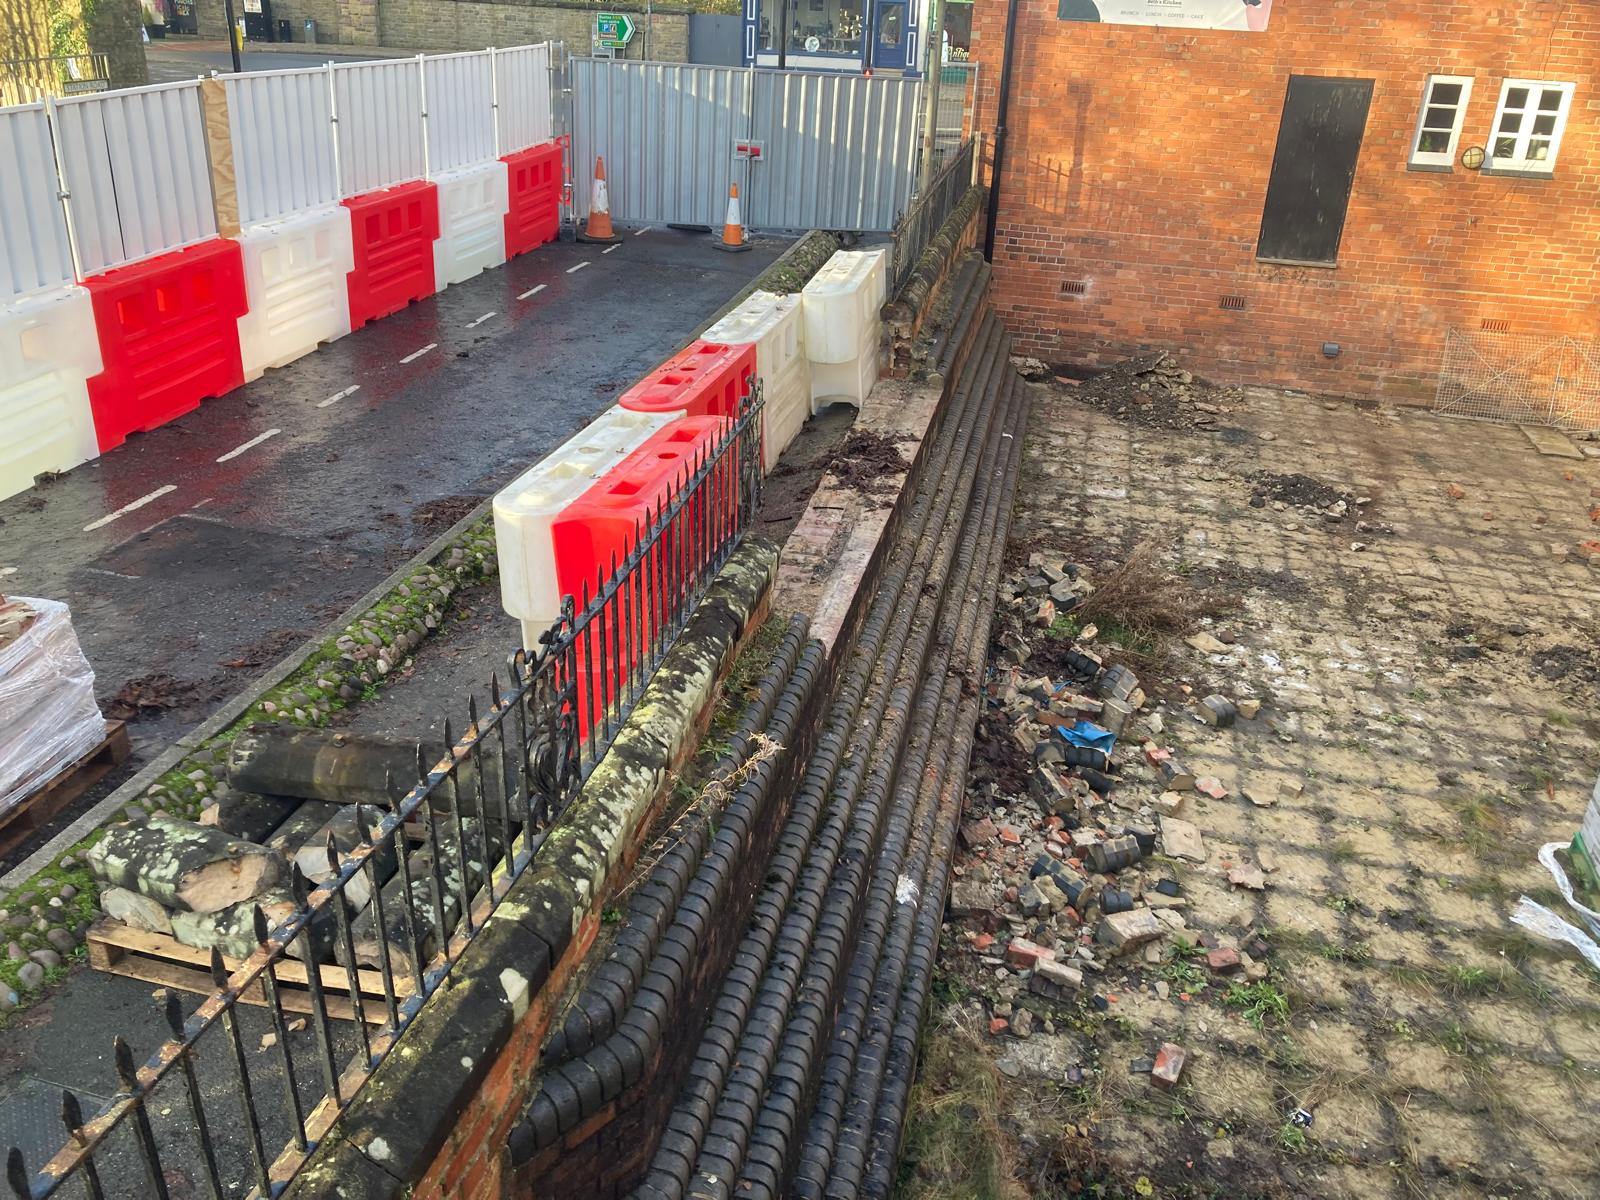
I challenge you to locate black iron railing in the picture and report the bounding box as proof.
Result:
[889,139,976,300]
[5,391,763,1199]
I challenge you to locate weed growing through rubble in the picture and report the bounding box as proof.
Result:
[1277,1120,1309,1153]
[1224,981,1290,1029]
[1328,839,1359,863]
[1156,960,1207,991]
[1325,894,1356,914]
[1544,708,1575,728]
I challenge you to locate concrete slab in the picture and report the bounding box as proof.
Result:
[773,379,943,652]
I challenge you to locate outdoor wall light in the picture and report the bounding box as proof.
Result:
[1461,145,1487,170]
[1322,343,1341,359]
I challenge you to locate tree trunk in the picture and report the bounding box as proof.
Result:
[99,886,174,935]
[200,787,301,843]
[227,725,509,816]
[86,814,286,914]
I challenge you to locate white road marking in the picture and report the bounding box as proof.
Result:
[633,227,651,237]
[602,244,620,254]
[466,311,497,328]
[318,384,360,408]
[83,566,142,581]
[518,284,547,299]
[0,566,17,578]
[215,428,282,463]
[83,484,177,532]
[178,511,232,527]
[399,343,437,364]
[566,261,590,274]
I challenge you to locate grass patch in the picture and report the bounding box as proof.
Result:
[1544,709,1574,728]
[1224,981,1290,1029]
[898,1014,1024,1200]
[1074,543,1213,663]
[1328,840,1359,863]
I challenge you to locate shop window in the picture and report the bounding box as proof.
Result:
[759,0,865,57]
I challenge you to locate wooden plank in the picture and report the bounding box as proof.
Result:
[0,721,131,858]
[86,919,408,1025]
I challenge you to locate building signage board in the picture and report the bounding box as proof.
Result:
[1058,0,1272,30]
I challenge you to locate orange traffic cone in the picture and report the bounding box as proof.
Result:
[716,182,751,253]
[578,155,622,244]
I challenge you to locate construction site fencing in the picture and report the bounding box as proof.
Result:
[889,137,975,299]
[0,44,559,296]
[3,395,763,1200]
[0,104,77,299]
[51,80,218,280]
[569,58,922,232]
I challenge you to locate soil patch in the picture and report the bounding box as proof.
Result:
[102,672,229,722]
[1247,471,1356,515]
[826,429,913,495]
[411,494,484,535]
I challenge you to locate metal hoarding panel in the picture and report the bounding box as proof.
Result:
[334,59,425,196]
[0,103,76,299]
[225,67,338,227]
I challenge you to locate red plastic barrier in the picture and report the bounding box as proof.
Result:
[553,415,741,735]
[617,341,756,419]
[82,239,249,452]
[343,181,440,331]
[503,141,562,259]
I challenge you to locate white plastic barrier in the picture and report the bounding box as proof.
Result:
[0,286,103,504]
[432,160,509,289]
[0,597,104,816]
[703,290,811,472]
[494,407,678,646]
[235,206,355,382]
[802,248,887,411]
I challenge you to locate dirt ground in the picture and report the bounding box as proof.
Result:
[901,373,1600,1200]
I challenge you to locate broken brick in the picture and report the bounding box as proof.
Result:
[1206,947,1242,973]
[1006,938,1055,969]
[1195,776,1229,800]
[1151,1042,1187,1090]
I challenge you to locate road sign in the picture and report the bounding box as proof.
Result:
[594,12,637,48]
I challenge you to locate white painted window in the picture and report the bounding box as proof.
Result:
[1408,75,1473,169]
[1486,79,1575,174]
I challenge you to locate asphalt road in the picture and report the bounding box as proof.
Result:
[0,227,783,816]
[144,43,382,83]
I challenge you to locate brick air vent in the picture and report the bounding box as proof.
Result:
[1480,318,1510,333]
[1060,279,1089,296]
[1219,295,1247,311]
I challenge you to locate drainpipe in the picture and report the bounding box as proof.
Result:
[981,0,1021,261]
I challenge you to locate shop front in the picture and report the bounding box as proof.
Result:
[742,0,933,74]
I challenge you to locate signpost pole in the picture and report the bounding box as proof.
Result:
[776,0,789,69]
[223,0,243,72]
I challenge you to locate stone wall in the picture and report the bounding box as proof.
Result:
[198,0,689,57]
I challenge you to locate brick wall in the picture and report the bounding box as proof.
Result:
[969,1,1600,402]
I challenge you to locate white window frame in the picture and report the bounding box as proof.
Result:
[1485,78,1575,176]
[1408,74,1474,170]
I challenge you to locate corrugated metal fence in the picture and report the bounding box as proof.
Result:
[52,80,218,279]
[570,59,921,232]
[0,104,76,297]
[0,43,558,301]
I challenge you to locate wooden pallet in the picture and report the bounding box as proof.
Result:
[0,720,131,858]
[86,919,414,1025]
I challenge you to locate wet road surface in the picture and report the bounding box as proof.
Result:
[0,228,783,761]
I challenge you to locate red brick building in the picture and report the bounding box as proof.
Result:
[970,1,1600,403]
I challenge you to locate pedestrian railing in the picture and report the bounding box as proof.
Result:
[890,138,976,300]
[3,391,763,1200]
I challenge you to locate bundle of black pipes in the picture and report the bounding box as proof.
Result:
[508,301,1028,1198]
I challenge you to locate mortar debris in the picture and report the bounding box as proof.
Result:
[1052,352,1247,434]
